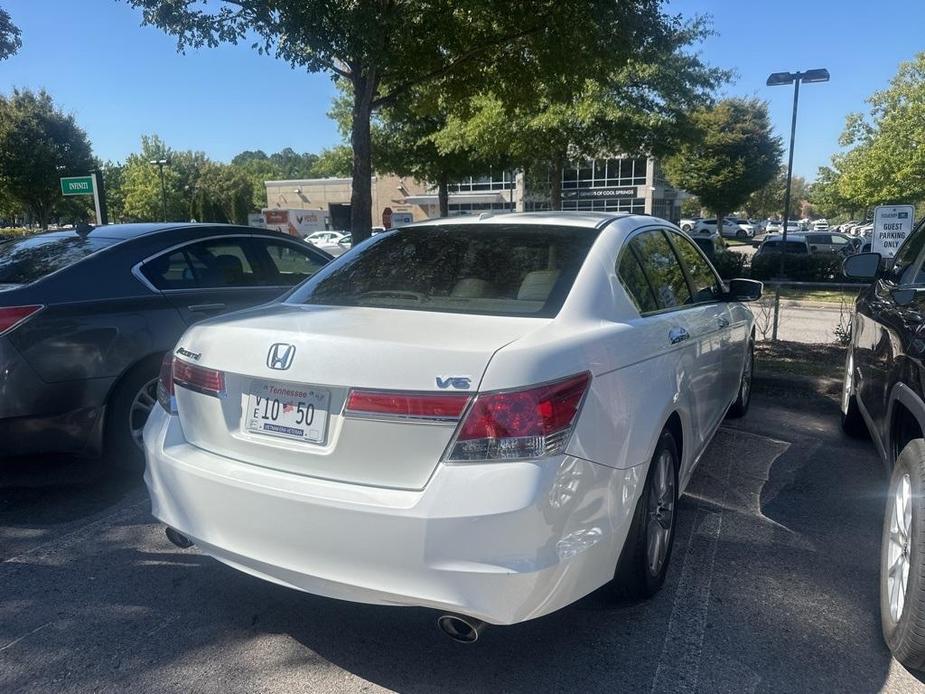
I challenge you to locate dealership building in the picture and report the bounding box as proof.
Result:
[263,155,682,229]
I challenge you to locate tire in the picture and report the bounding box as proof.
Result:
[727,339,754,419]
[841,348,870,438]
[104,354,163,471]
[736,229,747,239]
[881,440,925,671]
[608,429,679,600]
[681,224,692,232]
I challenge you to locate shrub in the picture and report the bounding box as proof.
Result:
[712,250,748,279]
[749,252,844,282]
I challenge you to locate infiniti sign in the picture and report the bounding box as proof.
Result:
[267,343,296,370]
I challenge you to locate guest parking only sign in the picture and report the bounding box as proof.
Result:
[872,205,915,257]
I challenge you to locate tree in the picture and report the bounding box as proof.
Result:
[662,98,781,229]
[311,145,352,179]
[743,168,807,219]
[124,0,679,243]
[434,17,727,209]
[819,52,925,210]
[121,135,211,222]
[0,89,95,229]
[0,7,21,60]
[195,162,253,224]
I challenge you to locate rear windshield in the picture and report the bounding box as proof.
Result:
[0,234,116,286]
[286,224,600,317]
[762,240,807,253]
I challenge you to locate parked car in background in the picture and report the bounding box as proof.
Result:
[692,218,751,239]
[840,218,925,671]
[0,223,331,463]
[325,233,353,258]
[679,217,700,232]
[764,220,783,234]
[304,230,348,249]
[802,231,855,256]
[144,211,760,639]
[812,219,830,230]
[754,234,811,258]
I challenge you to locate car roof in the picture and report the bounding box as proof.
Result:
[764,234,807,241]
[406,211,639,230]
[31,222,293,243]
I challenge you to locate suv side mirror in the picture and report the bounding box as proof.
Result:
[725,278,762,302]
[843,252,881,280]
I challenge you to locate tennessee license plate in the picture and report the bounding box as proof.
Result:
[245,381,330,444]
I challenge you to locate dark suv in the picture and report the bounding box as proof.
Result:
[841,219,925,671]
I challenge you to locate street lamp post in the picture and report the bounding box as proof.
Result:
[149,158,170,222]
[766,68,829,340]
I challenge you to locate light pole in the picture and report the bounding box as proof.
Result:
[767,68,829,340]
[149,158,170,221]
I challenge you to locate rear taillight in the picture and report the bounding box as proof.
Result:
[445,372,591,462]
[173,358,225,397]
[346,390,471,421]
[156,354,176,414]
[0,305,43,335]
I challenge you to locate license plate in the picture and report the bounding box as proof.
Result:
[245,381,330,444]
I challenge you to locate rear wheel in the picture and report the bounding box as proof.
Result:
[881,441,925,671]
[105,355,163,471]
[736,229,747,239]
[727,340,754,419]
[841,348,869,438]
[608,429,679,600]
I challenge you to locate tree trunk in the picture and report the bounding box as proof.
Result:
[350,72,375,244]
[438,171,449,217]
[549,157,563,211]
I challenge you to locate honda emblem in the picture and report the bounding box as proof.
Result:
[267,343,296,370]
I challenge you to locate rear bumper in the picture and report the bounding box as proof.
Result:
[143,405,645,625]
[0,336,108,457]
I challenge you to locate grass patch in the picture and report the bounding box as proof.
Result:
[775,287,861,304]
[756,340,845,380]
[724,238,749,247]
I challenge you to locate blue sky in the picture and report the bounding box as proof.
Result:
[2,0,922,180]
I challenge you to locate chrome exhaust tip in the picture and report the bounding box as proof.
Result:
[436,614,487,643]
[165,526,194,549]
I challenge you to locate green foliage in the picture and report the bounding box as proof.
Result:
[749,252,844,282]
[680,196,701,217]
[311,145,353,178]
[0,89,95,228]
[663,98,781,224]
[124,0,700,239]
[743,169,807,219]
[712,249,748,280]
[0,7,21,60]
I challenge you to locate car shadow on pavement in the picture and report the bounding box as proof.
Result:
[0,393,918,693]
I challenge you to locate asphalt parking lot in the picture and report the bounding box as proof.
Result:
[2,389,924,693]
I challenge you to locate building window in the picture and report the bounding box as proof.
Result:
[447,171,515,193]
[561,157,647,189]
[561,198,646,214]
[447,201,515,216]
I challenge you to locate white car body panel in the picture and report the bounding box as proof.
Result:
[144,211,754,625]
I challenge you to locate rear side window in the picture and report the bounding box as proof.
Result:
[630,230,691,309]
[142,238,258,290]
[252,240,327,286]
[0,235,116,286]
[287,225,599,318]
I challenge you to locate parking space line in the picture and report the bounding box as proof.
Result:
[0,621,52,653]
[649,453,730,694]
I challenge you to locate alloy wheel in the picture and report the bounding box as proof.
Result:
[741,346,753,405]
[646,449,676,575]
[887,473,913,624]
[129,377,159,449]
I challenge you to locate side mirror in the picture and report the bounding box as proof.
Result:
[843,252,881,280]
[725,278,762,302]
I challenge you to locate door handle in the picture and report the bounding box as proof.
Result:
[718,316,730,328]
[669,327,690,345]
[187,303,226,313]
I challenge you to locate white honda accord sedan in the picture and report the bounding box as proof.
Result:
[143,212,760,640]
